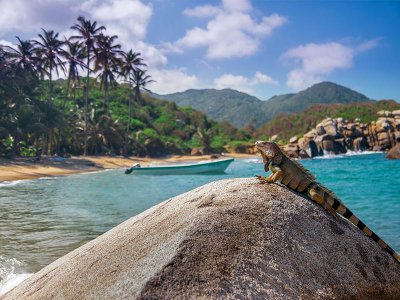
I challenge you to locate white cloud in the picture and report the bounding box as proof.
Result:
[80,0,152,44]
[175,0,287,59]
[148,68,201,94]
[282,40,379,90]
[159,41,183,54]
[183,5,222,18]
[355,38,380,53]
[0,0,76,36]
[254,71,278,85]
[214,71,277,94]
[0,39,17,49]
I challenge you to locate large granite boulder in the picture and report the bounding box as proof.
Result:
[386,144,400,159]
[3,178,400,300]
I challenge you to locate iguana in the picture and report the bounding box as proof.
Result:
[255,140,400,263]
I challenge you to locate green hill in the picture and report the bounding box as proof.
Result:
[155,88,264,128]
[156,82,372,128]
[255,100,400,142]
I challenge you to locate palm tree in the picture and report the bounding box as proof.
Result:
[62,40,85,109]
[94,33,123,108]
[4,37,38,74]
[32,29,65,155]
[120,50,144,156]
[70,16,105,156]
[130,69,153,105]
[32,29,65,104]
[126,69,153,156]
[56,40,85,154]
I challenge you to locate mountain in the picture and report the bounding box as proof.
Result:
[155,88,264,128]
[155,82,372,128]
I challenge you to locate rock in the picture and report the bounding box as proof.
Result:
[190,147,204,156]
[227,143,257,154]
[393,110,400,116]
[323,123,337,136]
[283,143,299,158]
[353,136,368,151]
[377,110,393,117]
[298,149,310,159]
[308,140,322,157]
[289,136,298,144]
[316,125,326,135]
[304,129,316,139]
[4,178,400,300]
[322,140,335,152]
[395,132,400,143]
[387,144,400,159]
[270,134,278,142]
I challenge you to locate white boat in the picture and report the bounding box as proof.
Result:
[124,158,234,175]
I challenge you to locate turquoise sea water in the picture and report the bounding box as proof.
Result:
[0,153,399,293]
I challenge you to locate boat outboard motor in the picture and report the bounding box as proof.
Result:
[125,163,141,174]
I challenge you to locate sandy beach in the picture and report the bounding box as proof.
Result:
[0,153,258,183]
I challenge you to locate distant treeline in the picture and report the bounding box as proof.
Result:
[0,17,251,158]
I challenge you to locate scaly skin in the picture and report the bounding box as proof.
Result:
[255,140,400,263]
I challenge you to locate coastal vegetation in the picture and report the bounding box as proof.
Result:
[0,17,250,158]
[255,100,400,142]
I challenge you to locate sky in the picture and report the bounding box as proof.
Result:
[0,0,399,100]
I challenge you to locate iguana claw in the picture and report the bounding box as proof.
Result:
[255,175,270,184]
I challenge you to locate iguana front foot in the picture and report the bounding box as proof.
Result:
[255,175,272,184]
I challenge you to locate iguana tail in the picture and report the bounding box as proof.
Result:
[307,183,400,263]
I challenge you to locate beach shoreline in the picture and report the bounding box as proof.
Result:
[0,153,258,183]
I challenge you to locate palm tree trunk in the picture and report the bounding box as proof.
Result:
[49,128,53,156]
[47,68,53,155]
[103,85,108,110]
[63,76,71,110]
[84,54,90,156]
[124,93,133,157]
[58,77,71,154]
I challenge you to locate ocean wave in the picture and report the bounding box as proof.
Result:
[0,180,29,187]
[313,150,383,160]
[38,176,58,180]
[0,257,33,295]
[243,158,262,164]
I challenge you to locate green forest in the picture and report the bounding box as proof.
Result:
[0,17,251,158]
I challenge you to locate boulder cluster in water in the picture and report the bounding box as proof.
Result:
[283,110,400,158]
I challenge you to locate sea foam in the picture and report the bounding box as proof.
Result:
[313,150,384,160]
[0,257,33,295]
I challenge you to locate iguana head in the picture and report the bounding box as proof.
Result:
[255,141,283,171]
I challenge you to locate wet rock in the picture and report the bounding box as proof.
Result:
[353,136,368,151]
[4,178,400,300]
